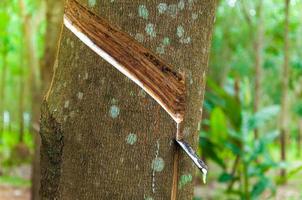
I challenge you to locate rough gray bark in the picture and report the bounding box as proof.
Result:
[40,0,216,199]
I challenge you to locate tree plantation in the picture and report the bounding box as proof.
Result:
[0,0,302,199]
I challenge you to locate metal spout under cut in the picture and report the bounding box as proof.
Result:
[176,139,208,184]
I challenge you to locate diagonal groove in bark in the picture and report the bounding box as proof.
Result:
[64,0,186,123]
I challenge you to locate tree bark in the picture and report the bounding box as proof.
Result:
[31,1,64,200]
[0,49,8,134]
[253,0,263,139]
[280,0,290,179]
[40,0,216,199]
[297,119,302,157]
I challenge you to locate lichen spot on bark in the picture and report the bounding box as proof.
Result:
[64,100,70,108]
[138,89,146,98]
[138,5,149,20]
[156,46,165,55]
[178,0,185,10]
[168,4,178,18]
[126,133,137,145]
[151,157,165,172]
[109,105,120,119]
[176,25,185,38]
[84,72,88,80]
[87,0,96,8]
[158,3,167,14]
[179,174,193,189]
[192,13,198,21]
[135,33,144,43]
[183,127,190,137]
[77,92,84,100]
[162,37,170,46]
[180,36,192,44]
[144,196,154,200]
[145,23,156,38]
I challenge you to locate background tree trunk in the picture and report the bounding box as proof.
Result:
[31,1,64,199]
[0,48,8,135]
[280,0,290,179]
[297,119,302,157]
[40,0,216,199]
[253,0,264,139]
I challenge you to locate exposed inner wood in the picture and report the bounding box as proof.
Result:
[64,0,186,123]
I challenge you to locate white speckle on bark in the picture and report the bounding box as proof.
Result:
[139,89,147,98]
[178,0,185,10]
[70,41,74,48]
[158,3,167,14]
[69,111,76,118]
[64,100,70,108]
[183,127,190,137]
[177,25,185,38]
[77,92,84,100]
[180,37,192,44]
[168,4,178,18]
[111,98,118,104]
[84,72,88,80]
[145,23,156,38]
[188,70,193,84]
[135,33,144,43]
[156,46,165,55]
[152,157,165,172]
[151,140,164,193]
[192,13,198,20]
[109,105,120,119]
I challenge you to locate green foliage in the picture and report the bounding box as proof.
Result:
[0,175,31,187]
[200,80,280,199]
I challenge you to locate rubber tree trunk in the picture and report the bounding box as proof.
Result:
[253,0,264,139]
[40,0,216,199]
[297,119,302,157]
[280,0,290,179]
[31,1,64,199]
[0,49,8,134]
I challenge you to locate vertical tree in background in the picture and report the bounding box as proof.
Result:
[280,0,290,178]
[31,0,64,199]
[18,0,27,143]
[0,1,9,135]
[0,33,8,135]
[253,0,264,139]
[40,0,216,199]
[240,0,264,139]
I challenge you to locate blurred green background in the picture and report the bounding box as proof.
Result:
[0,0,302,199]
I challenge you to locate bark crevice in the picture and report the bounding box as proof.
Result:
[40,100,64,199]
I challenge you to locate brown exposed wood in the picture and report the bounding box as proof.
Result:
[64,0,186,123]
